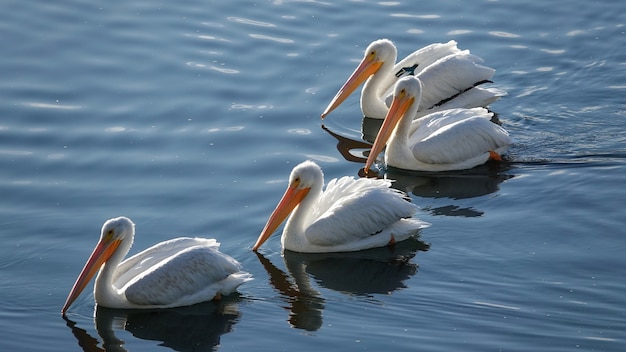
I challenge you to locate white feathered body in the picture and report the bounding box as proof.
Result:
[386,107,511,172]
[95,237,251,309]
[281,175,429,253]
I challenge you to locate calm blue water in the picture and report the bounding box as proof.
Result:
[1,0,624,351]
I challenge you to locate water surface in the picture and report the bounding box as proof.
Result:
[1,0,624,351]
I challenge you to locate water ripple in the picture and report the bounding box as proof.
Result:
[230,103,274,110]
[540,49,566,55]
[186,33,231,43]
[516,86,549,98]
[390,13,441,19]
[474,301,521,310]
[47,153,65,160]
[304,154,339,163]
[206,126,245,133]
[249,33,294,44]
[447,29,473,35]
[186,62,240,74]
[227,17,276,27]
[0,150,33,156]
[287,128,311,135]
[23,102,82,110]
[105,126,127,133]
[489,31,521,38]
[566,29,587,36]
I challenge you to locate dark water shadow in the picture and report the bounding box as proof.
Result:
[384,162,514,196]
[381,163,514,217]
[63,297,243,352]
[321,124,372,164]
[360,116,385,144]
[254,237,429,331]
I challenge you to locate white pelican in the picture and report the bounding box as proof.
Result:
[364,76,511,173]
[321,38,505,120]
[252,160,429,253]
[62,216,251,314]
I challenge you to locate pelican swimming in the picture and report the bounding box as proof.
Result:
[321,38,505,120]
[62,216,251,314]
[252,160,429,253]
[364,76,511,173]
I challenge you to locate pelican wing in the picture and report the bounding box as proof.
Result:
[122,244,245,306]
[305,177,417,247]
[113,237,218,286]
[381,40,462,97]
[435,86,507,110]
[394,40,461,76]
[416,52,496,111]
[411,107,493,135]
[411,109,511,165]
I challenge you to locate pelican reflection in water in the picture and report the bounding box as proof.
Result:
[63,297,243,352]
[254,237,429,331]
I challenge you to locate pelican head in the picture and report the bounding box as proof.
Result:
[365,76,423,172]
[321,39,397,119]
[252,161,323,250]
[61,217,135,314]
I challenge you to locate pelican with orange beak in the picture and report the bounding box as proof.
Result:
[62,216,251,315]
[252,160,429,253]
[321,39,504,120]
[364,76,511,173]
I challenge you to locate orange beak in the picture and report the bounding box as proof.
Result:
[364,91,415,172]
[252,184,310,251]
[321,55,383,119]
[61,237,121,315]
